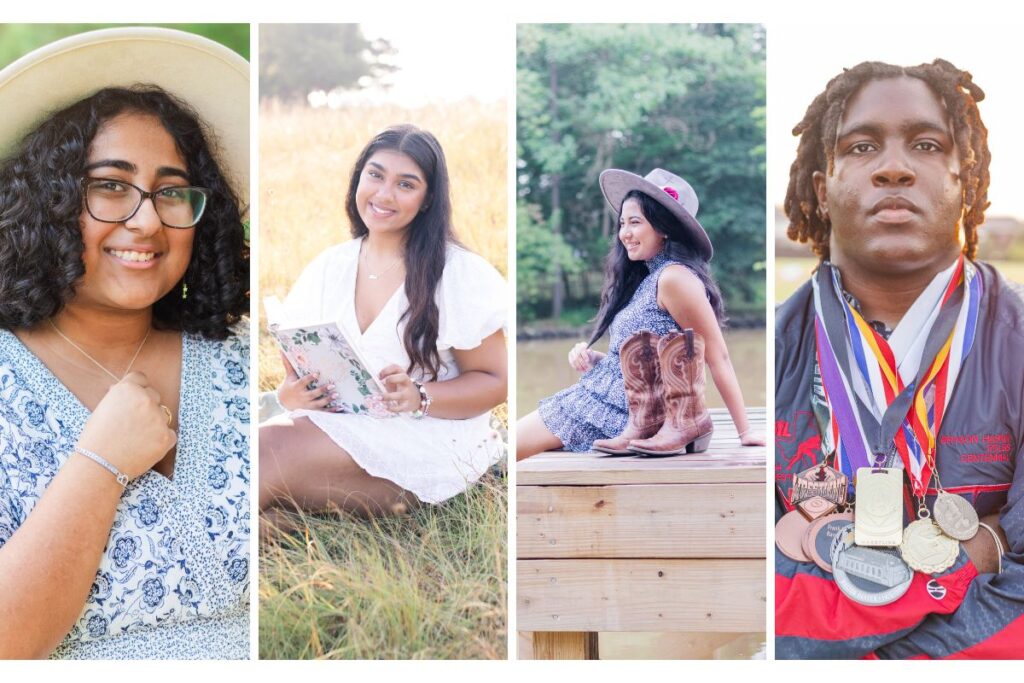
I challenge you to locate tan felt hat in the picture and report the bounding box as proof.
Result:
[599,167,713,260]
[0,26,249,204]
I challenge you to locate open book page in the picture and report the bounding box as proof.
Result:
[264,296,393,418]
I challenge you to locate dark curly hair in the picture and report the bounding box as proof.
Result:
[345,124,461,381]
[588,189,725,346]
[0,85,249,339]
[785,59,990,261]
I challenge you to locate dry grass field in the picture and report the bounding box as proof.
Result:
[258,99,508,660]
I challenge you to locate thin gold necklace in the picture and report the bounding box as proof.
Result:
[48,319,151,382]
[360,241,403,281]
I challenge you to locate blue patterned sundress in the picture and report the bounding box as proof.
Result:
[538,252,685,451]
[0,328,250,659]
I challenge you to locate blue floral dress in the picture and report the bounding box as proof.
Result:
[538,252,684,451]
[0,329,250,659]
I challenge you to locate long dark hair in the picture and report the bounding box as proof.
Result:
[345,124,458,380]
[0,86,249,339]
[588,189,724,346]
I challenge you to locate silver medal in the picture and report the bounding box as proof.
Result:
[830,523,914,606]
[933,491,980,541]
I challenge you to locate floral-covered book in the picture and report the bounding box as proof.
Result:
[264,296,393,418]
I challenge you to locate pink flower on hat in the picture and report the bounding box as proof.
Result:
[662,186,679,201]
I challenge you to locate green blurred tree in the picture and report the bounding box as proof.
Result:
[0,24,248,69]
[516,201,582,321]
[259,24,395,102]
[517,23,766,325]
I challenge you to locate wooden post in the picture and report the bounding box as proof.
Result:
[532,631,599,660]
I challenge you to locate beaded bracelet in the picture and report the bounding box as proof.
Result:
[75,446,129,488]
[410,380,433,419]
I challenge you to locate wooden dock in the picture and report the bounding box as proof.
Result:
[517,407,767,660]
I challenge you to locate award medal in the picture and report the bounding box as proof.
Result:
[900,518,959,574]
[811,258,981,578]
[775,509,812,563]
[854,467,904,547]
[802,510,854,572]
[797,495,837,521]
[831,523,913,606]
[791,462,848,509]
[933,490,980,541]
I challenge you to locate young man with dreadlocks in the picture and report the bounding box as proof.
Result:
[775,59,1024,658]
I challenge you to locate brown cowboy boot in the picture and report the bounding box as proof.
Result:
[592,331,665,455]
[628,329,713,456]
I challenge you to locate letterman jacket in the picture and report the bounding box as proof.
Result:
[775,262,1024,659]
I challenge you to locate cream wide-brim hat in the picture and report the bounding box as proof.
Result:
[0,26,249,205]
[600,167,713,260]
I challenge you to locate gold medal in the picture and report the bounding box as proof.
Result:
[854,467,904,547]
[900,519,959,574]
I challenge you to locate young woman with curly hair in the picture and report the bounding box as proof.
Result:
[0,28,250,659]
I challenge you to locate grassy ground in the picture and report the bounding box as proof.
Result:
[258,100,508,659]
[259,473,507,660]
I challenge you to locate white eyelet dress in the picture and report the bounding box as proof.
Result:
[0,329,250,659]
[278,238,507,504]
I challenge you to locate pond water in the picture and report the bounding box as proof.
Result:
[516,327,766,414]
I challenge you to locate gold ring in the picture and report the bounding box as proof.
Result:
[161,404,173,426]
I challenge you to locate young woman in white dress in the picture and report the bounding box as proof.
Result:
[260,125,507,519]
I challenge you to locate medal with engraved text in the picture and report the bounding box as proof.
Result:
[791,462,848,508]
[831,523,913,606]
[854,467,904,547]
[933,490,980,541]
[802,510,854,572]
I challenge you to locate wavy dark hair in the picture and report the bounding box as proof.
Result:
[345,124,459,381]
[0,86,249,339]
[588,189,725,346]
[785,59,990,260]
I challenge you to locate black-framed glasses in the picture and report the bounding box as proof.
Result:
[81,177,211,229]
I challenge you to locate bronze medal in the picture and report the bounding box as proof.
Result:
[803,511,855,573]
[900,519,959,574]
[933,491,980,541]
[797,495,837,521]
[776,509,812,562]
[792,462,848,507]
[854,467,904,547]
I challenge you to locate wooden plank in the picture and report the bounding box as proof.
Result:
[518,407,767,486]
[518,454,765,486]
[518,559,766,632]
[517,483,765,559]
[531,631,599,660]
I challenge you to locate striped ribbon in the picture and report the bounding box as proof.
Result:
[813,256,981,497]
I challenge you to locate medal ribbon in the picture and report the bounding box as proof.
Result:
[812,256,981,497]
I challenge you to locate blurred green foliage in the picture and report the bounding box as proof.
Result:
[0,24,249,69]
[517,24,766,325]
